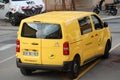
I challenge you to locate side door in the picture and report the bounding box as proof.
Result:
[78,16,96,64]
[41,24,63,65]
[91,15,106,55]
[20,22,42,64]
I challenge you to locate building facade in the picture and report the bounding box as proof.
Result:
[43,0,116,11]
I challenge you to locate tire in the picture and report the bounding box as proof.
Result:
[110,9,117,16]
[20,68,32,75]
[93,8,100,14]
[102,41,111,58]
[9,14,20,26]
[69,56,80,79]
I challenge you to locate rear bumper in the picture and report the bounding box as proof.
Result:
[16,58,72,72]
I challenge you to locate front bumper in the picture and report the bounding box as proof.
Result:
[16,58,72,72]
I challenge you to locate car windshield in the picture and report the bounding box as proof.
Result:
[21,22,62,39]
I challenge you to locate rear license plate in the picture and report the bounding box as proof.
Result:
[23,51,38,56]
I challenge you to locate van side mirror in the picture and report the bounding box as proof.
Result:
[4,0,9,4]
[103,22,108,27]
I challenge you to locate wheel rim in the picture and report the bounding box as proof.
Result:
[73,62,78,74]
[10,15,16,25]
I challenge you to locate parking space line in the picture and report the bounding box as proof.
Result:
[110,42,120,52]
[74,59,101,80]
[0,44,15,51]
[0,55,15,64]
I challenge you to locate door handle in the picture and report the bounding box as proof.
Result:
[32,43,38,45]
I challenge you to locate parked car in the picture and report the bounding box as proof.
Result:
[16,11,112,79]
[0,0,45,26]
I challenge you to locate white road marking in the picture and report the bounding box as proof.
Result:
[103,16,120,20]
[0,44,15,51]
[110,42,120,52]
[0,55,15,64]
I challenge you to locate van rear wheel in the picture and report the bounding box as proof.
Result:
[69,56,80,79]
[20,68,32,75]
[102,41,111,58]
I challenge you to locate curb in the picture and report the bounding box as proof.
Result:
[103,16,120,20]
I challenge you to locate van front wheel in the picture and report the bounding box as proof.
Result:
[20,68,32,75]
[69,56,80,79]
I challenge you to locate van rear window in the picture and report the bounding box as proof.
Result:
[21,22,62,39]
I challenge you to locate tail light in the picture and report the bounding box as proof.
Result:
[10,8,16,12]
[21,6,25,9]
[36,5,40,8]
[16,39,20,52]
[26,6,30,9]
[63,42,69,55]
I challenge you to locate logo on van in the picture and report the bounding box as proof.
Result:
[54,42,59,47]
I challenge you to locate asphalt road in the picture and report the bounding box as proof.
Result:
[0,18,120,80]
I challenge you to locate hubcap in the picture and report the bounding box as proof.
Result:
[73,62,78,73]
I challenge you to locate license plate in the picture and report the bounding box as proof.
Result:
[23,51,38,56]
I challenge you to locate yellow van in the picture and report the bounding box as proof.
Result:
[16,11,112,79]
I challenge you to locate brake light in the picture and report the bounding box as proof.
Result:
[63,42,69,55]
[16,39,20,52]
[26,6,30,9]
[21,6,25,9]
[10,8,16,12]
[36,5,40,8]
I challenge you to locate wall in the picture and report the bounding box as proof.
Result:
[43,0,116,11]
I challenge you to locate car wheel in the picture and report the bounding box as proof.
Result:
[20,68,32,75]
[69,56,80,79]
[9,14,20,26]
[102,41,111,58]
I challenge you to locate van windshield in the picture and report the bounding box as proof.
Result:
[21,22,62,39]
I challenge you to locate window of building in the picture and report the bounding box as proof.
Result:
[78,17,92,35]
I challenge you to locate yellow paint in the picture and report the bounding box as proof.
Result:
[17,11,111,74]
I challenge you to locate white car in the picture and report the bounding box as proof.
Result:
[0,0,45,26]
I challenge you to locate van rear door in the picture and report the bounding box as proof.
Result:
[40,24,63,65]
[20,22,42,64]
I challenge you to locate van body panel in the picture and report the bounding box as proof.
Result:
[42,39,66,65]
[20,38,42,64]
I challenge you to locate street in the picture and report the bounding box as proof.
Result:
[0,18,120,80]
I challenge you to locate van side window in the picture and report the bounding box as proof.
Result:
[92,15,103,30]
[78,17,92,35]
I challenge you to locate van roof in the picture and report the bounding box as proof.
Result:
[22,11,95,23]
